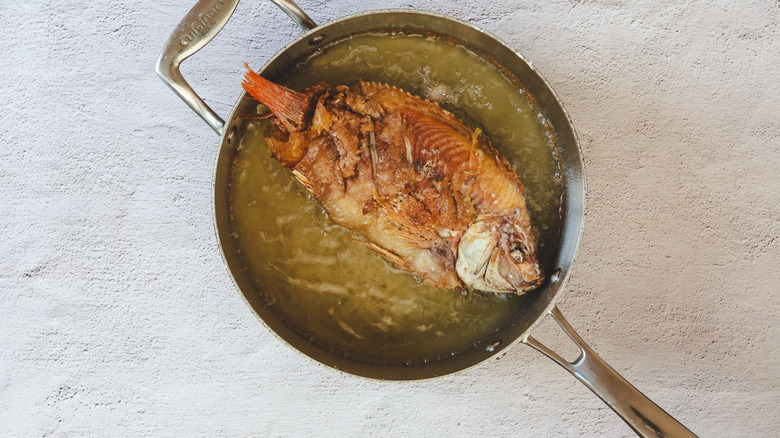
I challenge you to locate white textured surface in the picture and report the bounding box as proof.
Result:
[1,0,779,436]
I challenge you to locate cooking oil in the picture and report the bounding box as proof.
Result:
[228,32,563,365]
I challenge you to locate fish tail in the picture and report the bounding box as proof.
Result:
[242,63,308,131]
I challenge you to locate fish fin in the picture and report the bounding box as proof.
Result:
[242,63,308,132]
[370,186,391,210]
[370,187,439,246]
[348,238,410,270]
[388,228,434,249]
[291,169,315,194]
[402,111,473,175]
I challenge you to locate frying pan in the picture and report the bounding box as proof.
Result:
[157,1,696,436]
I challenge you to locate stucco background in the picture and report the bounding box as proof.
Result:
[1,0,778,436]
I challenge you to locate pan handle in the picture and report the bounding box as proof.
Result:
[155,0,317,135]
[524,306,697,438]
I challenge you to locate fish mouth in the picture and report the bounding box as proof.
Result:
[455,217,543,294]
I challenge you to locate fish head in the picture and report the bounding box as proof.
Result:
[455,215,543,294]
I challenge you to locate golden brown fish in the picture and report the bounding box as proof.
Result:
[241,64,543,294]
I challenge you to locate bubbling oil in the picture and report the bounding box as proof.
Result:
[228,33,563,365]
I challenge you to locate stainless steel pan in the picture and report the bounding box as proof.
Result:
[157,1,696,436]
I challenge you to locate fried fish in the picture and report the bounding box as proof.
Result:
[241,64,543,294]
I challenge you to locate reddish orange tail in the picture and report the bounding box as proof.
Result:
[241,63,308,132]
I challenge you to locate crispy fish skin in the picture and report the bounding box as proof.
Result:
[242,65,543,294]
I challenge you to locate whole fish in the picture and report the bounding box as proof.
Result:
[242,64,543,294]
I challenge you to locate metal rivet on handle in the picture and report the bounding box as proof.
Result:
[309,34,326,45]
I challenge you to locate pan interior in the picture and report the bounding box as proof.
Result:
[229,32,563,365]
[214,12,583,380]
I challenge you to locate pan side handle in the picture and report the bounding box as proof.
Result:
[155,0,317,135]
[524,306,697,438]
